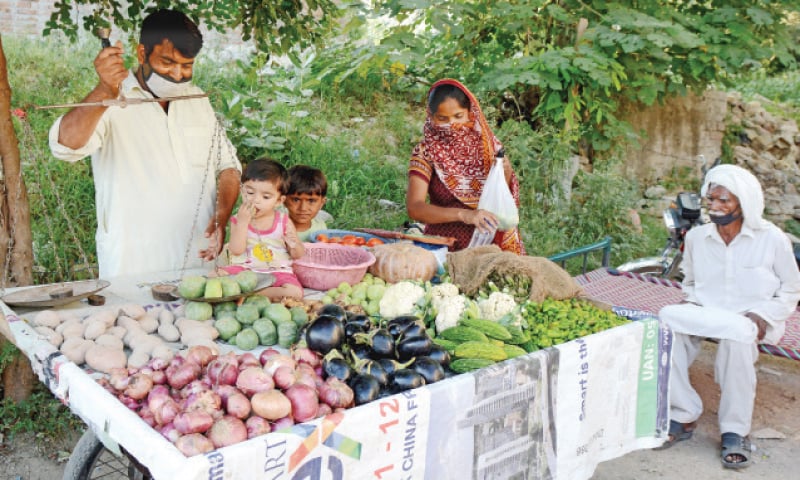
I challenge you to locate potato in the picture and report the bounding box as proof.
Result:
[35,326,63,347]
[60,337,94,364]
[157,323,180,343]
[85,345,128,374]
[158,309,175,326]
[55,318,82,335]
[107,325,127,338]
[137,313,159,334]
[95,334,124,350]
[127,349,150,369]
[119,303,146,319]
[83,320,108,341]
[60,321,85,339]
[32,310,61,329]
[83,309,117,328]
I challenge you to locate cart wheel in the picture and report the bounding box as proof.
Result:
[63,429,152,480]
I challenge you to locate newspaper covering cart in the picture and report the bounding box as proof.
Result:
[0,268,670,480]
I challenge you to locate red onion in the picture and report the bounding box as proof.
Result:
[185,345,216,367]
[117,393,142,410]
[225,392,252,419]
[166,361,201,390]
[238,352,260,370]
[259,348,282,366]
[245,416,271,439]
[159,423,180,443]
[147,385,171,412]
[175,433,215,457]
[184,390,222,418]
[139,407,156,427]
[316,402,332,417]
[108,367,131,391]
[214,384,241,405]
[153,397,181,426]
[291,347,322,368]
[263,354,296,376]
[236,367,275,396]
[150,369,167,385]
[318,377,354,409]
[270,415,295,432]
[174,410,214,434]
[206,353,239,386]
[251,390,292,420]
[148,356,168,371]
[284,384,319,423]
[124,373,154,401]
[207,415,248,448]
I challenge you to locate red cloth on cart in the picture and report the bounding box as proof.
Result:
[575,268,800,361]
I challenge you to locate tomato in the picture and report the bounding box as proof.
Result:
[316,233,329,243]
[329,236,342,244]
[355,236,366,246]
[366,238,384,247]
[341,237,357,246]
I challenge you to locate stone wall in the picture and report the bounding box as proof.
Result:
[620,90,800,229]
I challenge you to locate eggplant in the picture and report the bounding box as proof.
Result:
[387,315,422,338]
[344,322,366,340]
[347,342,373,361]
[347,314,373,330]
[396,334,433,362]
[411,357,445,384]
[368,328,395,359]
[399,322,427,340]
[322,352,354,382]
[305,314,345,355]
[317,304,347,323]
[349,374,381,406]
[353,358,389,386]
[376,358,413,377]
[388,368,426,393]
[426,345,451,367]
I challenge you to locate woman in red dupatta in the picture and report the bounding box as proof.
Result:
[407,79,526,254]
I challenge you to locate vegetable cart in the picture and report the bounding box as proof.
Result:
[0,266,670,480]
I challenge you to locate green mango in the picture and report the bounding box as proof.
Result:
[235,328,259,351]
[235,270,259,293]
[220,277,241,297]
[177,275,206,299]
[214,316,242,341]
[204,278,223,299]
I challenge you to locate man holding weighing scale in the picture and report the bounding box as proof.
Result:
[49,9,241,279]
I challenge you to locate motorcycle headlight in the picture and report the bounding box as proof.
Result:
[663,209,679,234]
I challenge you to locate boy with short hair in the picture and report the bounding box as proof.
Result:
[285,165,329,241]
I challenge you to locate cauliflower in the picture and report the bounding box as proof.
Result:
[379,281,427,319]
[434,294,467,334]
[478,291,518,322]
[429,282,460,310]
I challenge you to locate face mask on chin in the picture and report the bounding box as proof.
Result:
[708,208,742,226]
[142,64,192,98]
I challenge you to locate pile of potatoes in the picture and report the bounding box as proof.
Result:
[29,304,219,374]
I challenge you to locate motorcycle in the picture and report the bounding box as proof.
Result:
[617,156,800,279]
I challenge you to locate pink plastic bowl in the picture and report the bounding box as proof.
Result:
[292,243,376,291]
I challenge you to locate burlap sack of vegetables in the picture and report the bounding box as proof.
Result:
[446,245,585,302]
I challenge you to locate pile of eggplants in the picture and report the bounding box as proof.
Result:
[302,304,450,406]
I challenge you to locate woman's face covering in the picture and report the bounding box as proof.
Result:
[432,97,470,126]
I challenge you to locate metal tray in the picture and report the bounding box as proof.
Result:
[1,279,111,308]
[169,273,275,304]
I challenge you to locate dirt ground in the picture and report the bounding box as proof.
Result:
[1,341,798,480]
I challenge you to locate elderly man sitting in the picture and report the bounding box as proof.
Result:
[656,164,800,468]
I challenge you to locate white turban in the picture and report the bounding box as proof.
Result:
[701,164,769,230]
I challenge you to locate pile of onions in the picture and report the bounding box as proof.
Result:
[97,345,353,457]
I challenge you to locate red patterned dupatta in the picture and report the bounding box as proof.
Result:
[409,79,526,254]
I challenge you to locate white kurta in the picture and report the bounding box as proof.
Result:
[49,73,241,279]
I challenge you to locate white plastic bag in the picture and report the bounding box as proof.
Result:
[467,152,519,247]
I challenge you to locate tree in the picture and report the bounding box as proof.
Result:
[316,0,800,162]
[0,0,339,401]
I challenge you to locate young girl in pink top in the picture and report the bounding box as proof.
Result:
[218,158,305,300]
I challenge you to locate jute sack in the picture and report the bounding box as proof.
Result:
[446,245,584,302]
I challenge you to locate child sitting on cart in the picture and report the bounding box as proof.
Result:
[215,158,305,300]
[285,164,330,242]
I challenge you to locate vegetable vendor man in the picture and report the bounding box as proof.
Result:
[48,9,241,279]
[657,164,800,469]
